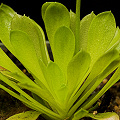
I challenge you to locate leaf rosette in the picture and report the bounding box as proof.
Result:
[0,1,120,120]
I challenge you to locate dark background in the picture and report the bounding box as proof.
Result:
[0,0,120,30]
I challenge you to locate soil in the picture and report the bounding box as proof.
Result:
[0,44,120,120]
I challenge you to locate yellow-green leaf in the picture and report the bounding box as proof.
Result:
[6,111,40,120]
[67,50,90,95]
[11,14,49,65]
[87,11,116,65]
[80,12,96,50]
[10,30,47,88]
[53,26,75,75]
[43,2,70,50]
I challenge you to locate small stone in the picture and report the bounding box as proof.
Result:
[22,69,26,73]
[103,78,108,84]
[93,111,97,115]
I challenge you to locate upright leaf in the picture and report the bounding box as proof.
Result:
[107,27,120,50]
[46,62,67,106]
[10,30,47,88]
[11,14,49,65]
[80,12,96,50]
[0,9,15,53]
[0,3,15,52]
[41,2,52,20]
[87,11,116,65]
[53,26,75,75]
[0,3,15,17]
[43,2,70,50]
[67,50,90,95]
